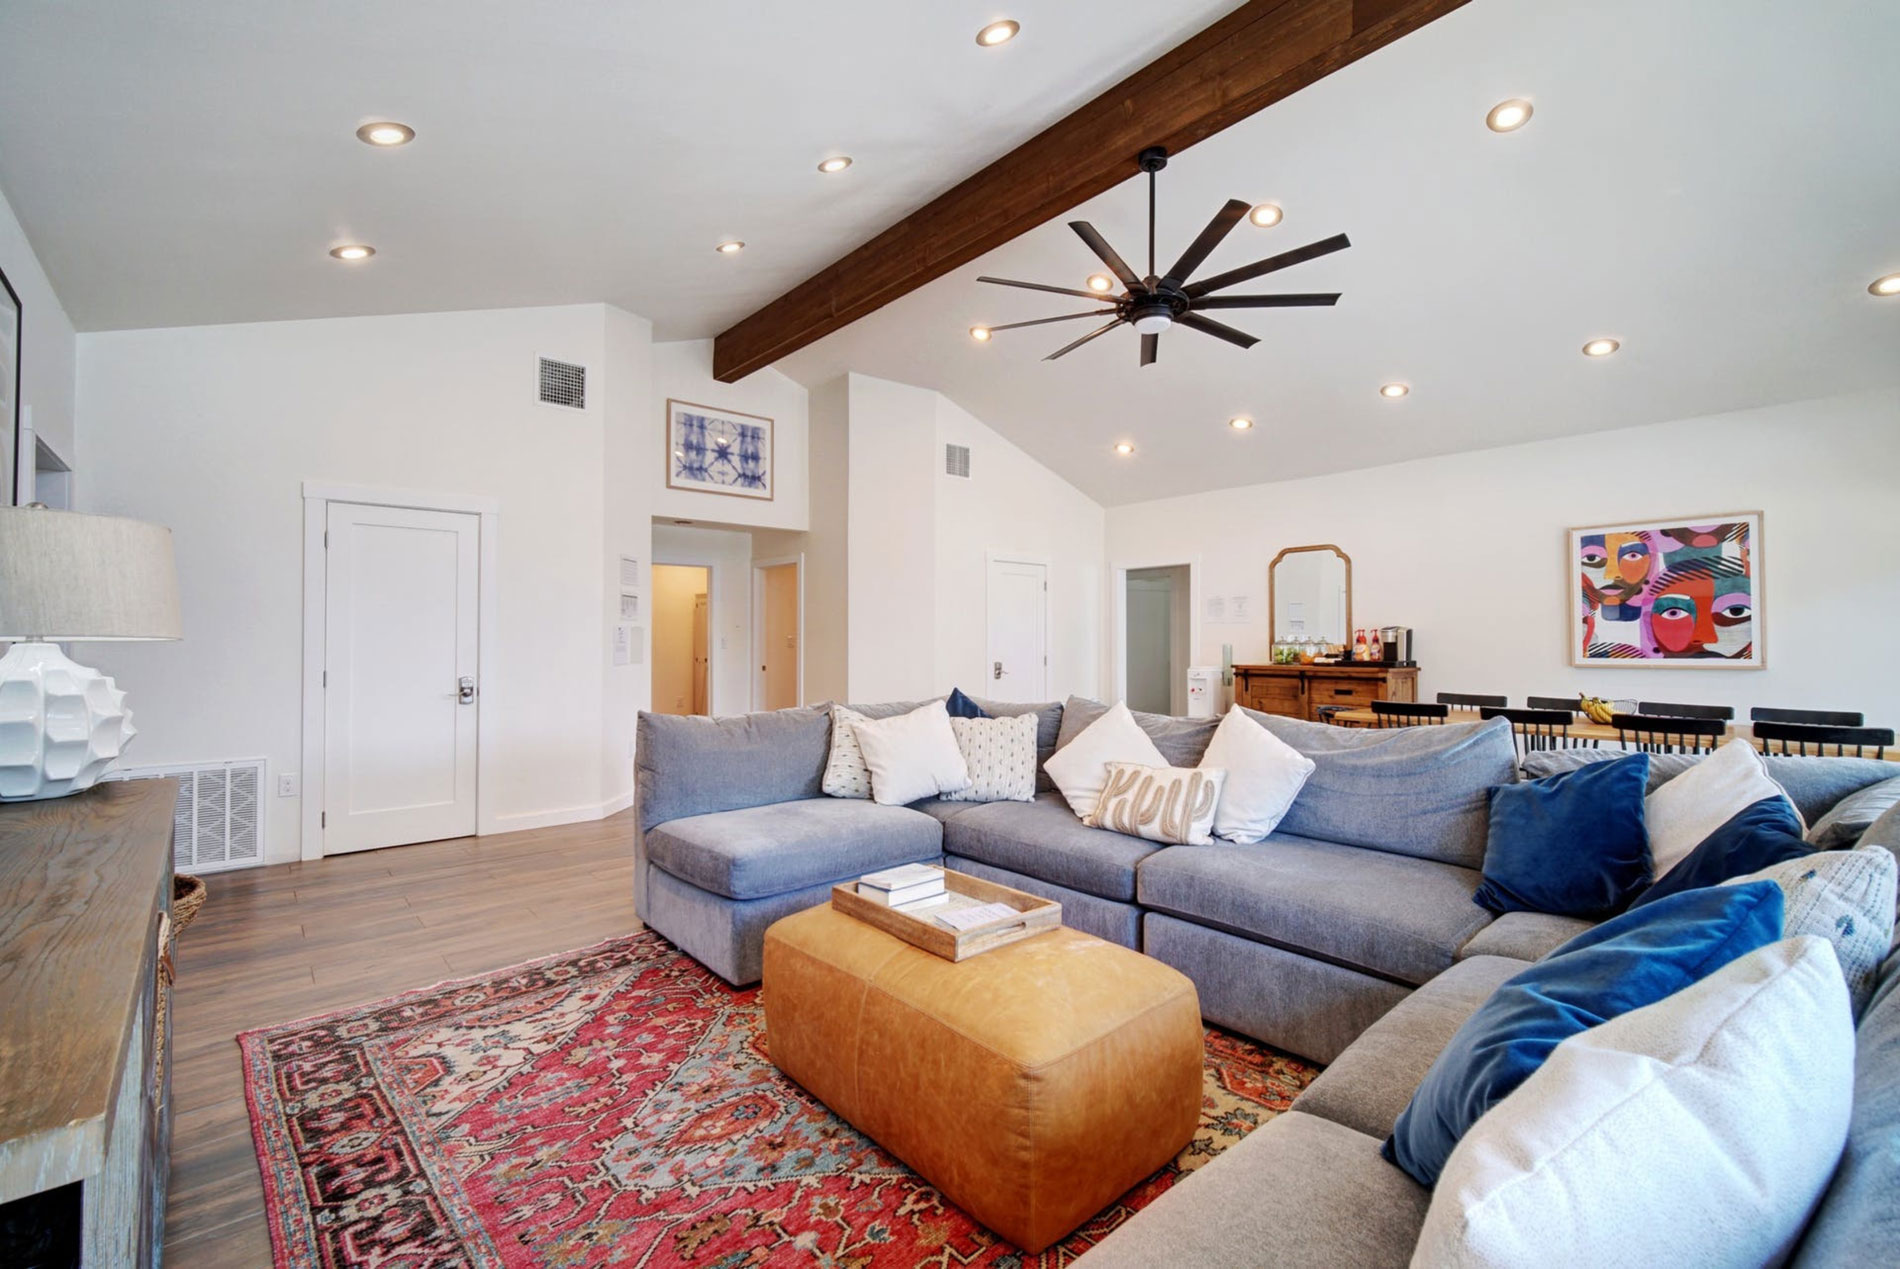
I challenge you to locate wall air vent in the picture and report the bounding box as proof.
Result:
[944,443,971,478]
[106,758,265,872]
[538,357,587,409]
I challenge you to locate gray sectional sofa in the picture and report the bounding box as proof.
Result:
[633,694,1900,1263]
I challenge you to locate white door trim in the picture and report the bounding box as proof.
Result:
[984,549,1051,701]
[301,482,500,861]
[1109,555,1202,706]
[751,554,806,709]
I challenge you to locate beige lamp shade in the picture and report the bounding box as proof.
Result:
[0,507,182,641]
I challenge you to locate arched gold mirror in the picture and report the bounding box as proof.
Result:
[1268,545,1352,649]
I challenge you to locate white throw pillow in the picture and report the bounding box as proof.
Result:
[1722,844,1898,1016]
[1646,739,1802,878]
[1413,935,1854,1269]
[851,701,972,806]
[1198,706,1316,843]
[942,714,1038,803]
[1089,762,1227,845]
[821,704,874,799]
[1043,700,1169,821]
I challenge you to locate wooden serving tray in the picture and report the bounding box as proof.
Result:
[831,869,1061,962]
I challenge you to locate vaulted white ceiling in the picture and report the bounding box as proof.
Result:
[778,0,1900,503]
[0,0,1242,335]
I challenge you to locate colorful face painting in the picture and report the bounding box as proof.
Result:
[1569,515,1763,668]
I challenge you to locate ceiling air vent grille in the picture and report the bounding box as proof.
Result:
[944,443,971,479]
[538,357,587,409]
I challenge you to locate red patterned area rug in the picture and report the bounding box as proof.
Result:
[241,930,1316,1268]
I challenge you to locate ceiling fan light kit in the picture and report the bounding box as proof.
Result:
[975,146,1348,366]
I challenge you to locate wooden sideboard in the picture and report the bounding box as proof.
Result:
[1233,663,1419,722]
[0,780,177,1268]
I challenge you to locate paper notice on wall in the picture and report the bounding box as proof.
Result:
[1204,594,1259,626]
[619,556,642,589]
[1203,595,1227,625]
[619,591,641,620]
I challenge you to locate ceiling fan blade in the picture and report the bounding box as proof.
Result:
[1184,233,1352,298]
[1177,312,1260,349]
[1069,222,1143,289]
[1164,199,1251,287]
[1140,333,1159,367]
[977,275,1105,301]
[1191,293,1341,309]
[985,309,1119,333]
[1044,319,1124,361]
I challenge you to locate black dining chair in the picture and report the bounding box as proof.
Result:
[1481,707,1581,757]
[1750,707,1866,727]
[1526,695,1585,716]
[1636,700,1736,722]
[1752,722,1894,759]
[1612,713,1727,755]
[1437,692,1507,712]
[1370,701,1450,728]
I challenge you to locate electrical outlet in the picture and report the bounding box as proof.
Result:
[277,772,300,798]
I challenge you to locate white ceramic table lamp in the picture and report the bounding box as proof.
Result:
[0,506,181,800]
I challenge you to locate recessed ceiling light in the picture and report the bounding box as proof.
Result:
[1248,203,1283,228]
[970,325,993,342]
[329,244,375,261]
[1379,382,1409,398]
[356,121,414,147]
[1486,99,1534,132]
[976,19,1019,46]
[1114,441,1135,455]
[817,156,853,174]
[1870,273,1900,297]
[715,240,745,254]
[1086,273,1115,293]
[1582,337,1620,357]
[1228,415,1254,430]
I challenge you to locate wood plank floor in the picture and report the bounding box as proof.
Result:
[164,810,640,1266]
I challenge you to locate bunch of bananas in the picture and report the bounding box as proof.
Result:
[1578,695,1617,725]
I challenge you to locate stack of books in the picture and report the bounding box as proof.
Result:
[856,863,948,912]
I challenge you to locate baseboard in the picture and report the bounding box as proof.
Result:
[488,787,634,835]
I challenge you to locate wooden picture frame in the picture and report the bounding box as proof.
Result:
[1567,511,1764,669]
[664,398,774,501]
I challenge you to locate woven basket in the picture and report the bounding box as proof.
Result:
[157,874,207,1091]
[173,873,208,936]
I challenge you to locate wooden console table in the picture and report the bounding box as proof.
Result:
[1233,663,1419,722]
[0,780,177,1267]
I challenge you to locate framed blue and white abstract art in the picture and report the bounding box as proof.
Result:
[665,398,774,501]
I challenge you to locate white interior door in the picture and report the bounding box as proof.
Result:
[985,556,1048,703]
[324,502,480,853]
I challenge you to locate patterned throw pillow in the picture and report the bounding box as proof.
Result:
[1722,844,1897,1015]
[942,714,1038,803]
[821,705,874,799]
[1087,762,1227,845]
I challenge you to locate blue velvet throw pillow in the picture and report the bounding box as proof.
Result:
[1384,879,1785,1188]
[1627,795,1808,910]
[1473,752,1651,918]
[944,688,989,719]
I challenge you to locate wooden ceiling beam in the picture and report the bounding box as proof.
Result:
[712,0,1469,381]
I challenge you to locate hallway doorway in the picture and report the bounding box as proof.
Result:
[651,563,711,715]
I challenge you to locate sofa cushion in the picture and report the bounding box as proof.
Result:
[1722,846,1898,1016]
[1071,1112,1428,1269]
[1522,748,1896,826]
[1630,795,1808,909]
[1244,711,1519,869]
[1137,833,1493,986]
[1647,738,1802,878]
[1294,955,1526,1141]
[1794,945,1900,1266]
[1475,751,1652,919]
[644,798,941,901]
[636,705,833,833]
[942,792,1161,902]
[1057,695,1219,767]
[1457,911,1596,962]
[1809,775,1900,849]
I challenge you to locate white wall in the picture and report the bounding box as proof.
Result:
[1107,388,1900,725]
[0,185,77,472]
[76,303,653,861]
[600,304,655,805]
[650,523,753,715]
[791,375,848,704]
[845,374,939,701]
[652,338,808,531]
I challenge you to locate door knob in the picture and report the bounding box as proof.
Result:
[458,676,477,704]
[993,660,1006,680]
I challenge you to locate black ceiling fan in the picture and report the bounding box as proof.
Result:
[976,146,1349,367]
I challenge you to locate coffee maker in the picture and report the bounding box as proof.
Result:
[1380,626,1415,666]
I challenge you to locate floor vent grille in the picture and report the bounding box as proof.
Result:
[106,759,266,872]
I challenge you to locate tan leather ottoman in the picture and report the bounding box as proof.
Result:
[762,903,1204,1253]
